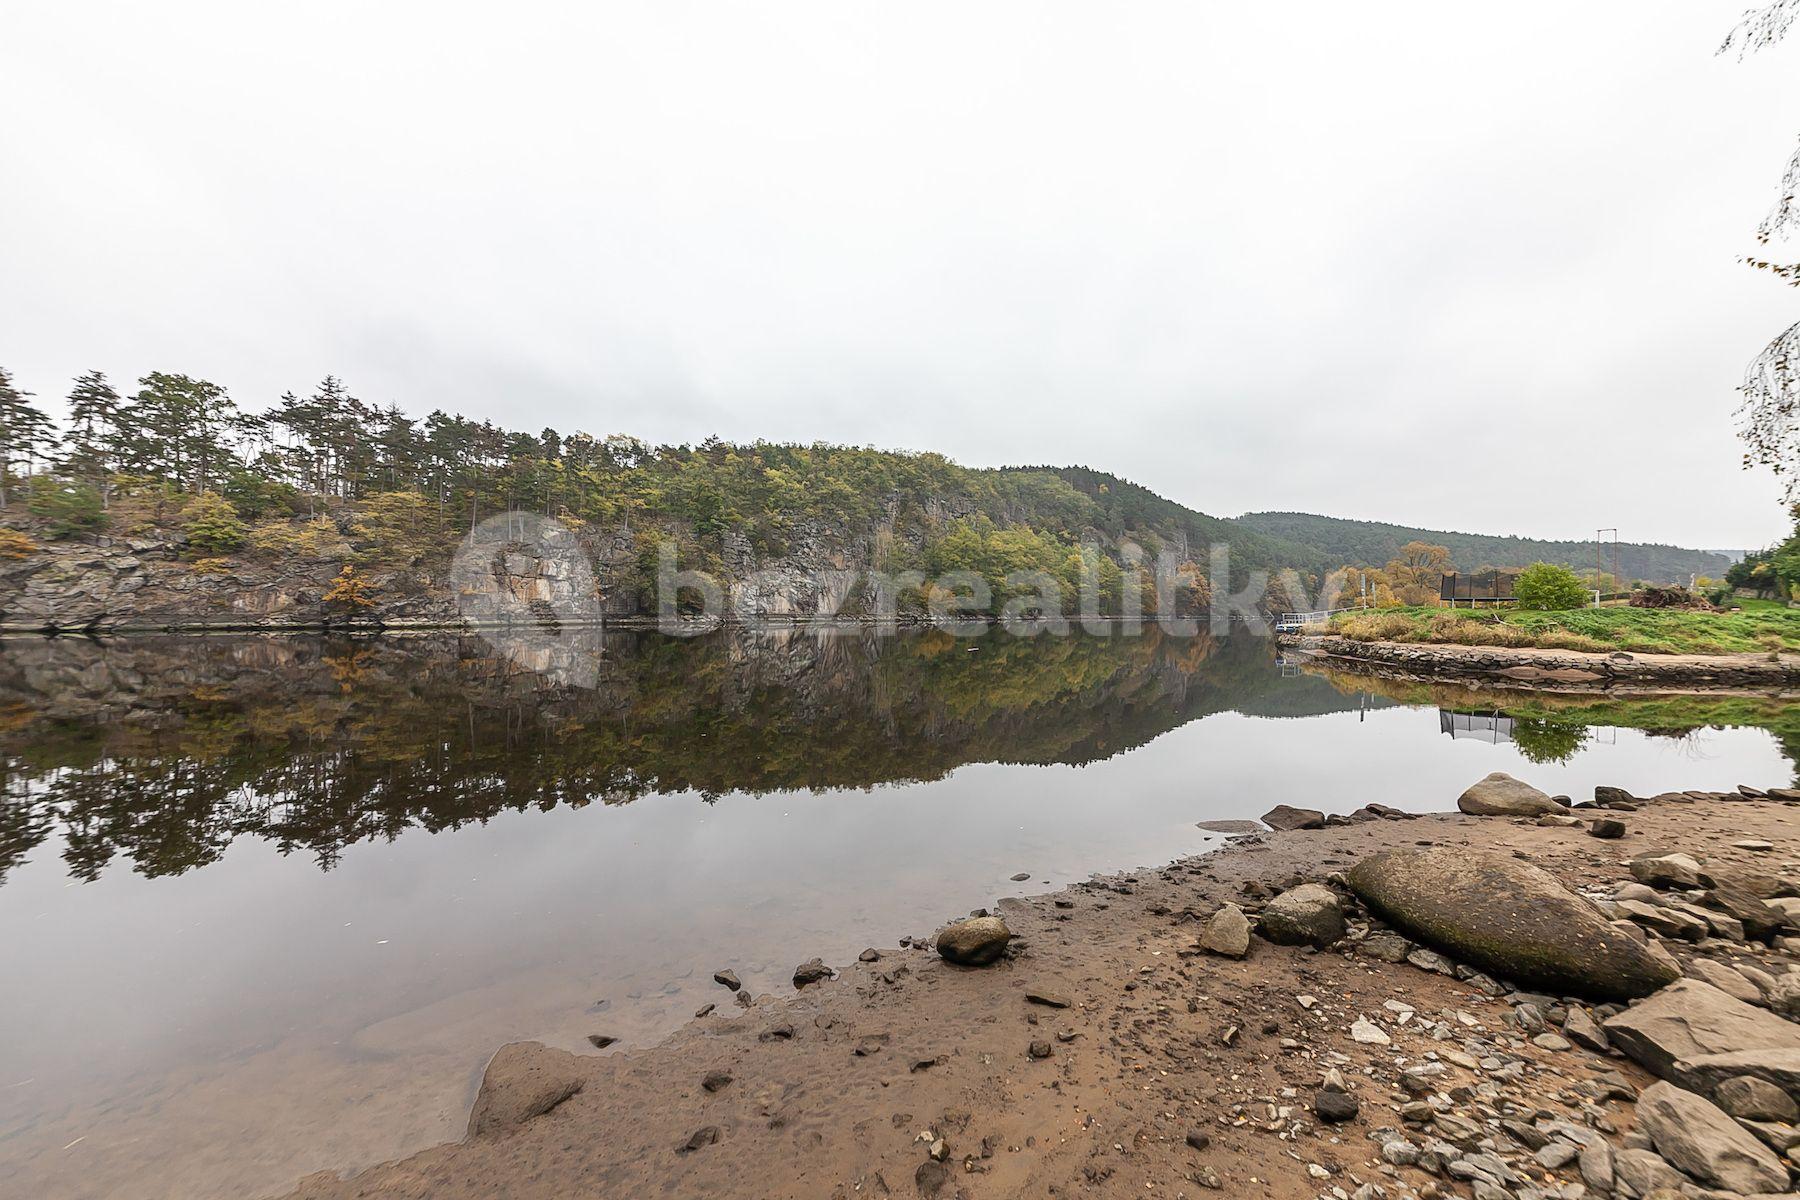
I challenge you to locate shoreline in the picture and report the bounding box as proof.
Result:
[1283,633,1800,693]
[1,614,1202,638]
[281,787,1800,1200]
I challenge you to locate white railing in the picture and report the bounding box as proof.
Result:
[1275,606,1367,632]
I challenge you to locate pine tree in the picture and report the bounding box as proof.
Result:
[124,373,238,492]
[0,368,56,510]
[60,370,123,500]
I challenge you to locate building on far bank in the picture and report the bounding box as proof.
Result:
[1439,569,1518,608]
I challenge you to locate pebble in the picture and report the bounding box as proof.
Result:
[792,959,833,988]
[1315,1089,1360,1122]
[1350,1017,1391,1045]
[713,969,741,990]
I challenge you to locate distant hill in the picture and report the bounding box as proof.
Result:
[1023,467,1327,574]
[1231,511,1729,585]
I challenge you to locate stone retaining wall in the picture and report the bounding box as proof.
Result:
[1284,634,1800,691]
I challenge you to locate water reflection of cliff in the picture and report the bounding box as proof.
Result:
[0,627,1327,886]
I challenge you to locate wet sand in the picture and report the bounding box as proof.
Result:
[280,790,1800,1200]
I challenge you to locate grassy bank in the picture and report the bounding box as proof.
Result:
[1321,605,1800,655]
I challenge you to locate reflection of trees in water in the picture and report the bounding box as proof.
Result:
[0,627,1300,885]
[1311,665,1800,772]
[1507,717,1590,765]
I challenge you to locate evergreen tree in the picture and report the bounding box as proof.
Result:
[0,367,56,509]
[60,370,123,498]
[120,372,238,491]
[180,490,248,553]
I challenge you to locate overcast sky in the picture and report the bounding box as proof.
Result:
[3,2,1797,548]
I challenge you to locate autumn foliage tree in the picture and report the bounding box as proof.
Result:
[323,565,378,612]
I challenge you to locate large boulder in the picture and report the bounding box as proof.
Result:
[1635,1081,1790,1194]
[935,916,1011,966]
[1261,805,1325,831]
[1457,772,1567,817]
[1345,847,1679,1001]
[466,1042,587,1138]
[1258,884,1346,948]
[1604,980,1800,1078]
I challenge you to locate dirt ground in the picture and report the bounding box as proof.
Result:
[282,791,1800,1200]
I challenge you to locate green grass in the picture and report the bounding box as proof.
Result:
[1729,597,1795,615]
[1324,604,1800,655]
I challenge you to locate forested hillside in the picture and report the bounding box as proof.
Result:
[0,365,1742,628]
[1233,511,1728,585]
[0,368,1297,626]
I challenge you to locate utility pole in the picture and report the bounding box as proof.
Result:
[1597,528,1619,604]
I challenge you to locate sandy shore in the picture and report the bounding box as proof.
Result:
[277,786,1800,1200]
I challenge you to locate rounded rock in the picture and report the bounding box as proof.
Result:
[935,916,1012,966]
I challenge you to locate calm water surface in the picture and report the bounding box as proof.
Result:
[0,627,1793,1199]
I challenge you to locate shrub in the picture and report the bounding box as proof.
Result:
[180,491,247,554]
[0,528,38,559]
[221,470,305,521]
[1514,562,1589,611]
[247,516,344,559]
[349,491,442,567]
[1333,612,1417,641]
[1423,610,1481,640]
[26,478,107,538]
[323,564,378,611]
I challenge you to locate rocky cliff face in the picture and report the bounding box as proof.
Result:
[0,536,348,631]
[0,503,973,631]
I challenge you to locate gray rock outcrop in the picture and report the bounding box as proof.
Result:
[1635,1081,1790,1194]
[1604,980,1800,1078]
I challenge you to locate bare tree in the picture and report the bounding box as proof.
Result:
[1722,2,1800,495]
